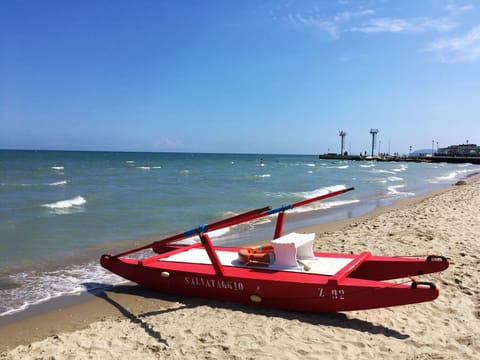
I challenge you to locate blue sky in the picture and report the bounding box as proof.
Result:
[1,1,479,154]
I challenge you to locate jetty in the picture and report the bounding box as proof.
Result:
[320,131,480,164]
[318,153,480,164]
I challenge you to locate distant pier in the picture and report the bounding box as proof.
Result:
[318,153,480,164]
[322,130,480,165]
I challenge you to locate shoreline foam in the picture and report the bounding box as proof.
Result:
[1,175,480,358]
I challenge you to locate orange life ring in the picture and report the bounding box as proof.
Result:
[238,244,275,265]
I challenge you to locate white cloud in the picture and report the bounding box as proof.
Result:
[420,17,458,32]
[444,3,474,15]
[351,17,411,33]
[425,25,480,62]
[286,7,456,39]
[350,17,456,34]
[333,9,376,23]
[278,3,480,62]
[293,14,340,39]
[289,9,375,40]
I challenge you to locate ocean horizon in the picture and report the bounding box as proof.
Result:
[1,149,478,318]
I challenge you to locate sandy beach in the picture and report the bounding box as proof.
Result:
[1,176,479,359]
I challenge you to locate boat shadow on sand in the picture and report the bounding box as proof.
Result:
[83,282,409,345]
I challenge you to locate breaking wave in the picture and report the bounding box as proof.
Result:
[387,185,415,197]
[42,196,86,214]
[0,263,125,317]
[49,180,67,186]
[136,166,162,170]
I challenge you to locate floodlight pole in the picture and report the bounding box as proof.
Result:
[339,131,347,155]
[370,129,379,157]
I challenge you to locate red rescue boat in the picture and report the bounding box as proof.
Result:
[100,186,449,312]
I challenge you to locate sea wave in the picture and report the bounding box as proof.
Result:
[208,227,231,238]
[434,169,469,181]
[393,165,408,172]
[289,199,360,213]
[387,185,415,197]
[425,168,479,184]
[295,185,348,199]
[136,166,162,170]
[264,186,356,213]
[372,169,396,175]
[265,185,348,201]
[326,165,349,169]
[1,180,68,187]
[0,263,125,317]
[51,166,64,170]
[42,196,86,214]
[387,176,403,182]
[49,180,67,186]
[0,182,34,187]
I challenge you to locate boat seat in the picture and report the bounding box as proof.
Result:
[271,232,315,267]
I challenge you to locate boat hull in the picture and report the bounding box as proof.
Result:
[99,187,448,312]
[101,251,442,312]
[342,254,449,281]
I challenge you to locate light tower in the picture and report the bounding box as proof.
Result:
[369,129,379,157]
[339,131,347,155]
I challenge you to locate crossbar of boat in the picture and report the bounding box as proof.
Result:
[110,186,355,262]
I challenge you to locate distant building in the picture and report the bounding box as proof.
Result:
[436,144,480,157]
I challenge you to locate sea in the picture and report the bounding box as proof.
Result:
[0,150,478,319]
